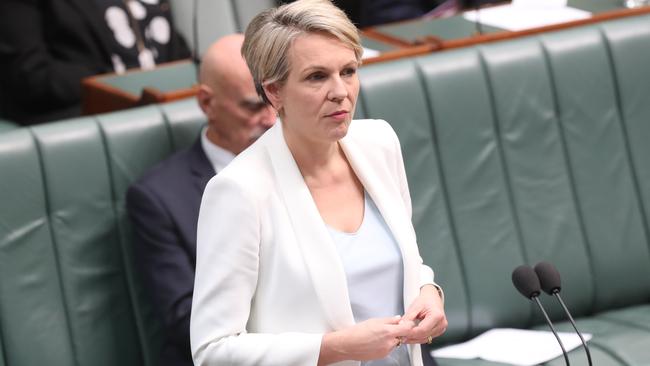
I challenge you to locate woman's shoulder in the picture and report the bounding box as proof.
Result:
[204,138,274,200]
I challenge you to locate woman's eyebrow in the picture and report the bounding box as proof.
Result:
[301,60,358,74]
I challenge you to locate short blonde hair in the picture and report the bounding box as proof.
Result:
[242,0,362,104]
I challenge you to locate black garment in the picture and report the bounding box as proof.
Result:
[92,0,178,71]
[0,0,190,125]
[332,0,442,28]
[127,138,214,366]
[422,344,439,366]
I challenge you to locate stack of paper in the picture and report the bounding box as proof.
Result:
[463,1,591,31]
[432,328,592,366]
[362,47,380,59]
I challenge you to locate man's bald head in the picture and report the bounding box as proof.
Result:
[196,34,276,155]
[199,34,251,92]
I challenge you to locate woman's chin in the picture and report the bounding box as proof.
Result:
[328,121,350,140]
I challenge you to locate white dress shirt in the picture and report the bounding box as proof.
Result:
[328,192,410,366]
[200,126,236,173]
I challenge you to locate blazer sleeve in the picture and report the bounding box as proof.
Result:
[126,182,194,352]
[385,120,437,290]
[191,175,322,366]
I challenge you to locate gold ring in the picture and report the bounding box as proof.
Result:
[427,335,433,344]
[396,337,403,347]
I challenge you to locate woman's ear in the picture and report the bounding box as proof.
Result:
[263,82,282,111]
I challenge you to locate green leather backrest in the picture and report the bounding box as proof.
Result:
[169,0,275,56]
[0,129,78,366]
[0,100,205,366]
[0,119,17,133]
[359,13,650,345]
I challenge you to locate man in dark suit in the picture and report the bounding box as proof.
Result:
[126,34,276,366]
[0,0,190,125]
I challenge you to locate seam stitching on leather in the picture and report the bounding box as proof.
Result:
[598,25,650,270]
[538,36,598,314]
[28,127,81,366]
[414,56,474,340]
[96,118,151,366]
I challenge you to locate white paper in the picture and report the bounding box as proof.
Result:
[432,328,592,366]
[362,47,380,59]
[513,0,567,7]
[463,3,591,31]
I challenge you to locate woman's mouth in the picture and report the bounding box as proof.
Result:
[326,110,348,119]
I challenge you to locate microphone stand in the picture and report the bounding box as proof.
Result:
[552,291,592,366]
[532,296,570,366]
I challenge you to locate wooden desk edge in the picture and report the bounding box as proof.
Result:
[82,59,199,115]
[141,86,199,105]
[363,44,438,65]
[443,5,650,50]
[364,6,650,54]
[82,77,139,115]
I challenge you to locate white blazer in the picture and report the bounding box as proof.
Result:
[191,119,436,366]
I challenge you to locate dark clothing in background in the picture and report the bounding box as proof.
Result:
[332,0,442,27]
[0,0,190,125]
[126,138,214,366]
[92,0,179,71]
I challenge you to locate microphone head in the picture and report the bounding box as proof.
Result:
[534,261,562,295]
[512,265,541,299]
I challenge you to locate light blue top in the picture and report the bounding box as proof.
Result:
[327,192,410,366]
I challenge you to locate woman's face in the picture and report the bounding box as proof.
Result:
[266,32,359,145]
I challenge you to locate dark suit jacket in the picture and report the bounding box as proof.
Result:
[0,0,190,125]
[127,138,214,366]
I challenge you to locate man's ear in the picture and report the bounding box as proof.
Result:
[197,84,214,117]
[263,82,282,111]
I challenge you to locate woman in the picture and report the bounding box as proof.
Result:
[190,1,447,365]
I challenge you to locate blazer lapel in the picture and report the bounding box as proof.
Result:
[339,134,421,310]
[265,124,355,330]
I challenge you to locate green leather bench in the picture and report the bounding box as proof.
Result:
[0,101,206,366]
[2,12,650,366]
[355,12,650,366]
[0,119,17,133]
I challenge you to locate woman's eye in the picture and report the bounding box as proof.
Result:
[342,67,357,77]
[307,72,325,81]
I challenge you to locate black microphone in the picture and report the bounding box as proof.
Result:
[535,261,592,366]
[512,265,570,366]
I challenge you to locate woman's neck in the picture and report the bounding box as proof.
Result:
[283,124,346,185]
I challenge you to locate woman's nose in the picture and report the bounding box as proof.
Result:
[327,76,348,101]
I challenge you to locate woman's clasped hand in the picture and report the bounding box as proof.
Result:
[318,284,446,365]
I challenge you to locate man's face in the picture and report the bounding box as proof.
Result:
[202,73,276,155]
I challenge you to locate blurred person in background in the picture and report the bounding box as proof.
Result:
[332,0,443,27]
[0,0,190,125]
[126,34,275,366]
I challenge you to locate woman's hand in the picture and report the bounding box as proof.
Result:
[401,284,447,344]
[317,316,414,365]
